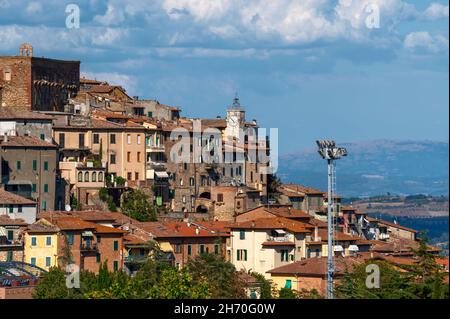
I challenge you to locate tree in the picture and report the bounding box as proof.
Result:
[59,235,73,268]
[249,271,275,299]
[278,287,297,299]
[121,189,157,222]
[186,253,247,299]
[32,267,70,299]
[267,174,281,199]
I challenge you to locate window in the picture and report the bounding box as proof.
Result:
[79,133,85,148]
[4,70,11,81]
[92,172,96,182]
[78,172,83,182]
[46,236,52,246]
[59,133,65,148]
[84,172,89,182]
[175,244,182,253]
[6,251,13,262]
[113,240,119,251]
[281,250,289,262]
[32,184,37,192]
[285,279,292,289]
[182,195,186,204]
[200,244,205,254]
[8,205,13,214]
[135,172,139,181]
[93,133,99,144]
[137,152,141,162]
[110,154,116,164]
[18,205,23,213]
[127,134,131,144]
[217,193,224,202]
[98,172,103,182]
[137,135,141,145]
[127,152,131,162]
[67,234,74,245]
[41,200,47,211]
[96,253,101,263]
[110,134,116,144]
[147,111,153,118]
[237,249,247,261]
[44,161,49,171]
[239,230,245,240]
[45,257,51,267]
[180,178,183,186]
[31,237,37,246]
[127,172,132,180]
[214,244,219,255]
[187,244,192,255]
[16,161,21,170]
[40,133,45,140]
[189,177,195,186]
[33,160,37,171]
[113,260,119,271]
[30,257,36,265]
[44,184,49,193]
[97,235,101,243]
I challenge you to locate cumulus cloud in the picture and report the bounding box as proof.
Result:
[403,31,449,54]
[422,2,449,20]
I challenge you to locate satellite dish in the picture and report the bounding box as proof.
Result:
[65,205,71,212]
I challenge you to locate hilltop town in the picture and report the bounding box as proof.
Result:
[0,44,448,299]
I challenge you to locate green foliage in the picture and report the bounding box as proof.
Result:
[59,235,73,267]
[186,253,247,299]
[249,271,275,299]
[32,267,71,299]
[121,189,157,222]
[278,287,297,299]
[98,187,118,212]
[115,176,126,186]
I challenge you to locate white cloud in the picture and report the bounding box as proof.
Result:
[94,4,126,26]
[422,2,449,20]
[25,2,42,15]
[404,31,449,54]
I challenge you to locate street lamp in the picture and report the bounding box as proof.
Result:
[316,140,347,299]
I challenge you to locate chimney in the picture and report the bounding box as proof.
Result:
[195,227,200,235]
[314,226,319,241]
[3,132,7,143]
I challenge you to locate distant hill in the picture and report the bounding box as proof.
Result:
[278,140,449,197]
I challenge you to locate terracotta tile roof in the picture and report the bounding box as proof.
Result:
[266,207,311,220]
[43,216,125,234]
[341,205,356,211]
[123,233,147,246]
[232,217,311,234]
[0,215,27,226]
[0,135,56,148]
[279,184,325,196]
[317,229,361,242]
[136,221,230,238]
[307,218,328,228]
[267,256,366,276]
[370,234,439,254]
[0,108,54,120]
[38,211,138,225]
[0,188,36,205]
[372,218,418,233]
[26,223,59,233]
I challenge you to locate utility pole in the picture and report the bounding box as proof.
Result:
[316,140,347,299]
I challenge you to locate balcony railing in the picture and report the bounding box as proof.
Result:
[0,240,23,248]
[124,255,148,263]
[267,236,291,242]
[146,145,165,152]
[147,162,166,170]
[80,243,98,252]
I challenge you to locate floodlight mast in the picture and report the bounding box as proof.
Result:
[316,140,347,299]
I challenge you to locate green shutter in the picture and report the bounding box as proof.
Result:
[44,161,49,171]
[113,260,119,271]
[44,184,49,193]
[237,250,240,261]
[16,161,21,170]
[285,280,292,289]
[187,245,191,255]
[244,250,247,261]
[32,184,37,192]
[6,251,13,262]
[113,240,118,251]
[214,244,219,255]
[33,160,37,171]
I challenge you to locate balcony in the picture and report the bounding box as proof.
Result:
[267,235,292,243]
[124,255,148,263]
[80,243,98,252]
[146,144,165,153]
[147,162,166,170]
[0,239,23,248]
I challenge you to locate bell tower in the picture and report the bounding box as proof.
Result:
[226,94,245,140]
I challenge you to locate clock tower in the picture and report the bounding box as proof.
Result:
[226,94,245,140]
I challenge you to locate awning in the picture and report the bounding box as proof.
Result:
[155,171,169,178]
[0,227,7,237]
[81,231,94,237]
[333,245,344,252]
[349,245,359,251]
[274,229,286,235]
[159,242,173,252]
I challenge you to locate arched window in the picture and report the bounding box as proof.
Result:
[98,172,104,182]
[84,172,89,182]
[92,172,97,182]
[78,172,83,182]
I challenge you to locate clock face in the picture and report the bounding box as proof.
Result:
[228,115,239,127]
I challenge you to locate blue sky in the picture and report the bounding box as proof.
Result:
[0,0,448,152]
